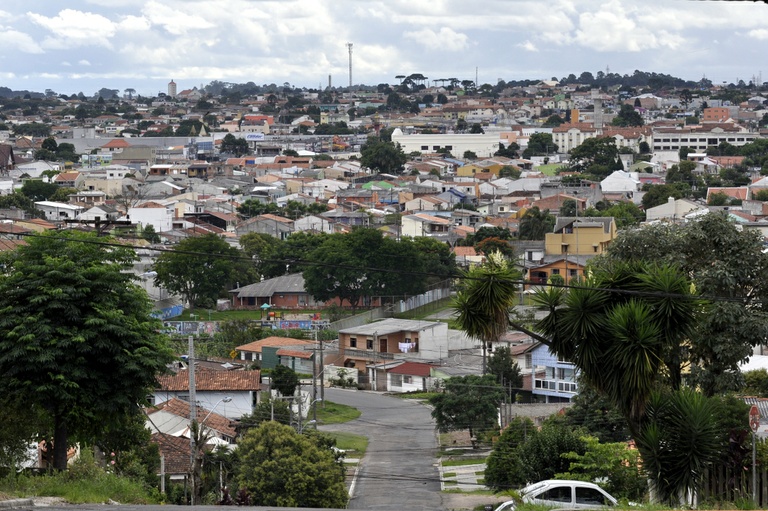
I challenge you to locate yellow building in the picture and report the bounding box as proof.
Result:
[544,217,617,256]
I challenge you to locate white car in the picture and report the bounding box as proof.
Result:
[494,479,619,511]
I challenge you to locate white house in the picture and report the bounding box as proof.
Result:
[293,214,336,234]
[153,368,261,420]
[600,170,641,197]
[126,201,174,232]
[34,201,84,222]
[645,197,705,223]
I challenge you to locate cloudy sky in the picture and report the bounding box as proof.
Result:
[0,0,766,96]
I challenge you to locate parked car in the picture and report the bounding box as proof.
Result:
[494,479,619,511]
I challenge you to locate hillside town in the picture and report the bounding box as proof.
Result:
[3,72,768,509]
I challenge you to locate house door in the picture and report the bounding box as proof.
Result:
[379,338,387,353]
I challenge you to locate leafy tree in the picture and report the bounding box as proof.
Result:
[360,136,407,174]
[0,396,49,470]
[484,417,534,491]
[640,183,688,210]
[523,132,556,158]
[429,375,504,441]
[475,237,514,259]
[567,137,623,177]
[153,233,253,309]
[0,191,42,218]
[0,230,174,470]
[495,143,520,159]
[49,187,77,203]
[559,435,646,502]
[14,122,51,137]
[453,253,519,373]
[601,213,768,396]
[141,224,161,244]
[498,165,521,179]
[611,104,644,126]
[469,123,484,134]
[754,189,768,202]
[743,369,768,396]
[236,421,348,508]
[237,398,292,436]
[271,365,299,398]
[41,137,58,152]
[410,236,457,286]
[639,141,651,154]
[487,346,523,393]
[564,380,630,443]
[543,114,565,127]
[20,180,59,201]
[514,417,587,484]
[220,133,249,157]
[518,207,555,240]
[302,229,427,309]
[559,198,578,217]
[707,191,730,206]
[463,150,477,160]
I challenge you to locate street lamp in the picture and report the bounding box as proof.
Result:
[190,396,232,505]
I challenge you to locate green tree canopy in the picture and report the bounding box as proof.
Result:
[236,421,348,508]
[360,136,407,174]
[20,179,58,201]
[518,206,555,240]
[429,374,504,440]
[220,133,249,157]
[523,132,557,158]
[153,234,255,309]
[270,365,299,398]
[611,104,644,126]
[0,230,174,470]
[567,137,623,177]
[487,346,523,392]
[302,228,431,309]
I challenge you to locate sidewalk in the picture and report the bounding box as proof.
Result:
[440,462,487,492]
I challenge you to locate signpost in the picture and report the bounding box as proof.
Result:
[750,405,760,505]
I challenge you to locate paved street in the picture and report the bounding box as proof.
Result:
[319,388,445,511]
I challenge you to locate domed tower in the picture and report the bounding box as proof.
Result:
[168,79,177,98]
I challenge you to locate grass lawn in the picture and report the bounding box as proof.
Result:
[536,163,565,176]
[323,431,368,457]
[316,400,361,424]
[394,391,439,400]
[442,472,457,478]
[442,458,488,467]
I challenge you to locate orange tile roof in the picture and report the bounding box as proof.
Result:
[236,336,313,353]
[276,348,313,359]
[156,368,261,392]
[101,139,131,149]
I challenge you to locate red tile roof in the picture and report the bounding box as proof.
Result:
[156,368,261,392]
[387,361,436,377]
[147,398,236,438]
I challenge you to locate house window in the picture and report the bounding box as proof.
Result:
[445,146,452,150]
[350,337,357,348]
[366,339,374,350]
[525,354,532,369]
[552,269,560,275]
[421,145,428,150]
[404,375,413,384]
[391,374,403,387]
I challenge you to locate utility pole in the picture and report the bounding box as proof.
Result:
[188,334,196,506]
[347,42,353,88]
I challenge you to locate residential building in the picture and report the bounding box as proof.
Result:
[153,368,262,419]
[544,217,617,256]
[530,343,578,403]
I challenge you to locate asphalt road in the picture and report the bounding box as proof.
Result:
[319,388,445,511]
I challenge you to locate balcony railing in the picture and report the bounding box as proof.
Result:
[534,379,578,394]
[343,348,395,361]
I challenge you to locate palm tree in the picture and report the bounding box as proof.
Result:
[518,207,555,240]
[453,252,520,374]
[532,261,710,505]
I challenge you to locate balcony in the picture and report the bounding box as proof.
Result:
[534,378,578,394]
[343,348,395,361]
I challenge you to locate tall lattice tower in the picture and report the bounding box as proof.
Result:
[346,42,353,88]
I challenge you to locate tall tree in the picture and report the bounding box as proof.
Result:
[518,207,555,240]
[153,233,254,309]
[453,252,520,373]
[487,346,523,392]
[429,375,504,442]
[0,230,174,470]
[360,136,407,174]
[236,421,348,508]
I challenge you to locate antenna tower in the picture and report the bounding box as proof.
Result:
[346,43,353,88]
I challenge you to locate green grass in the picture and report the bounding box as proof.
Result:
[0,471,159,504]
[442,472,457,478]
[536,163,565,176]
[394,391,439,400]
[443,481,458,486]
[441,458,487,467]
[316,400,361,424]
[323,431,368,456]
[394,297,454,320]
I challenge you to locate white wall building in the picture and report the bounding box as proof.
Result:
[391,128,502,158]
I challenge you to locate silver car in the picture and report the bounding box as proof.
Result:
[495,479,619,511]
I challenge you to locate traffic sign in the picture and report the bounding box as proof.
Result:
[749,405,760,432]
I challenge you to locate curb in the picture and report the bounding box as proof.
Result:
[0,499,34,509]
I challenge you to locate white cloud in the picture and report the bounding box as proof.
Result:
[117,15,151,32]
[748,29,768,41]
[403,27,469,51]
[0,28,44,54]
[573,1,684,52]
[27,9,116,49]
[518,41,538,52]
[141,1,215,36]
[78,60,91,66]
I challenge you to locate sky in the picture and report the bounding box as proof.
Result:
[0,0,766,97]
